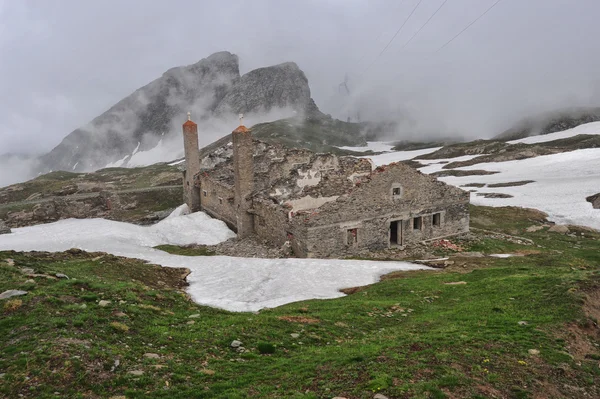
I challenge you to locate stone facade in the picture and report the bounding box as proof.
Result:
[182,120,470,258]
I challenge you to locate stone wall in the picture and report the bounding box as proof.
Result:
[199,176,237,230]
[293,163,470,257]
[252,199,289,247]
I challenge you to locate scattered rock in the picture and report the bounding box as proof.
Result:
[98,300,111,307]
[55,273,69,279]
[128,370,144,376]
[186,320,195,325]
[374,394,389,399]
[0,290,28,300]
[188,314,201,318]
[587,193,600,209]
[143,353,160,359]
[528,349,540,356]
[20,267,34,274]
[24,279,35,284]
[110,359,120,372]
[332,397,348,399]
[526,225,545,232]
[200,369,215,375]
[290,333,300,338]
[114,311,127,317]
[518,321,528,326]
[5,258,15,266]
[548,225,570,234]
[444,281,467,285]
[230,340,243,348]
[0,220,12,235]
[109,396,126,399]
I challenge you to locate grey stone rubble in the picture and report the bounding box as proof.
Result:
[98,300,111,307]
[548,225,570,234]
[0,290,28,300]
[0,220,10,234]
[143,353,160,359]
[55,273,69,279]
[230,340,243,348]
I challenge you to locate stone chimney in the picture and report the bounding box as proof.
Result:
[182,113,201,212]
[232,116,254,237]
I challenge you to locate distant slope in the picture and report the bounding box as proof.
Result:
[495,107,600,141]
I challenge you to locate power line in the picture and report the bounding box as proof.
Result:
[436,0,503,52]
[361,0,425,76]
[399,0,450,51]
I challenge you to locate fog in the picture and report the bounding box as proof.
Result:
[1,0,600,182]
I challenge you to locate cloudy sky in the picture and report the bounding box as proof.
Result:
[1,0,600,154]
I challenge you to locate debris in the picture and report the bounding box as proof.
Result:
[431,239,463,251]
[230,340,243,348]
[55,273,69,279]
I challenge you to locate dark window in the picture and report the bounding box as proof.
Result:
[347,228,358,246]
[433,213,441,227]
[203,190,207,197]
[392,187,401,196]
[413,216,422,230]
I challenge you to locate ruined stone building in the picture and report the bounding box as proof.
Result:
[181,116,470,258]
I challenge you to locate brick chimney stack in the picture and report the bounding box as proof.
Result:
[183,112,201,212]
[232,114,254,237]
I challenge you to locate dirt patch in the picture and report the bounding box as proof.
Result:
[432,169,500,177]
[587,193,600,209]
[476,193,514,199]
[277,316,320,324]
[487,180,535,188]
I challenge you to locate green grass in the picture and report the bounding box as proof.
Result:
[154,244,216,256]
[1,206,599,398]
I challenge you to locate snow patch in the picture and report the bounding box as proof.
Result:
[365,147,442,167]
[0,212,430,312]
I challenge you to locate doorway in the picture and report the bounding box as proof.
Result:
[390,220,403,246]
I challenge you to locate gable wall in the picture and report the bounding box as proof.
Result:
[293,164,469,257]
[199,176,237,231]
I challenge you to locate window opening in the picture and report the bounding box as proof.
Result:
[347,228,358,246]
[413,216,422,230]
[433,213,441,227]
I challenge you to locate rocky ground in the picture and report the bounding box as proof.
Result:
[0,164,182,228]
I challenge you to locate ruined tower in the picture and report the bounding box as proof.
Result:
[232,116,254,237]
[182,113,201,212]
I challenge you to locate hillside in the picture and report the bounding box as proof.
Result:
[1,206,599,398]
[495,107,600,141]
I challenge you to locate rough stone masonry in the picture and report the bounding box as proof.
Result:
[181,117,470,258]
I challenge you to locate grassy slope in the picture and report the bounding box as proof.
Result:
[1,206,600,398]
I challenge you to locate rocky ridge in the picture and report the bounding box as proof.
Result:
[39,52,318,174]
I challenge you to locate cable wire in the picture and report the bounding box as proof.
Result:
[436,0,503,52]
[399,0,450,51]
[361,0,425,76]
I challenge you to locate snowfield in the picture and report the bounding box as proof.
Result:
[0,208,430,312]
[431,148,600,230]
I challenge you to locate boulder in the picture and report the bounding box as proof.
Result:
[548,225,570,234]
[587,193,600,209]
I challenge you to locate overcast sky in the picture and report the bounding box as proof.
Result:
[1,0,600,154]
